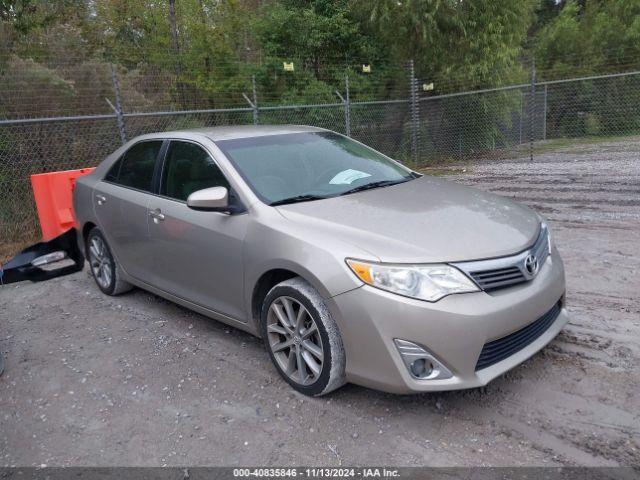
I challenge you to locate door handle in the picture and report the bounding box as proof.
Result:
[149,209,165,222]
[96,194,107,206]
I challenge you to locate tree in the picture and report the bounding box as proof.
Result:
[535,0,640,138]
[0,0,84,34]
[535,0,640,78]
[251,0,391,104]
[364,0,536,91]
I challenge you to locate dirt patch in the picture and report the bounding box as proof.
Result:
[0,238,34,264]
[1,140,639,467]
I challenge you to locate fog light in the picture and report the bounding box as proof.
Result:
[394,339,453,380]
[410,358,435,378]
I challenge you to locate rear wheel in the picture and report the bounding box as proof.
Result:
[86,227,132,296]
[261,277,346,396]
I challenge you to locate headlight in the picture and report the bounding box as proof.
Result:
[346,259,479,302]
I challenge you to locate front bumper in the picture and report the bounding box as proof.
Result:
[327,247,568,394]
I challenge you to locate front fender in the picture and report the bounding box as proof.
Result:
[242,216,375,331]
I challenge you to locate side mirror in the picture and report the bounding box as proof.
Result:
[187,186,229,212]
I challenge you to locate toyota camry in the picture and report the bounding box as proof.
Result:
[73,125,568,395]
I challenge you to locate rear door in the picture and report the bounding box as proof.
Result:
[93,140,163,281]
[145,139,249,321]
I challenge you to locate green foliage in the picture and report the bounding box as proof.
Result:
[2,0,640,148]
[0,56,76,117]
[535,0,640,77]
[3,0,640,108]
[534,0,640,138]
[0,0,87,34]
[365,0,536,91]
[250,0,391,104]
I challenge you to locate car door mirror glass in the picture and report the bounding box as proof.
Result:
[187,186,229,211]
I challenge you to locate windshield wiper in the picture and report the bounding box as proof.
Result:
[270,177,414,205]
[339,178,412,196]
[270,194,328,206]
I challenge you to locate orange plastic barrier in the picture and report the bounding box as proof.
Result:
[30,168,95,241]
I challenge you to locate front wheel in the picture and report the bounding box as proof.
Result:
[261,277,346,396]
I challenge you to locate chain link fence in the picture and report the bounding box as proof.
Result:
[2,55,640,254]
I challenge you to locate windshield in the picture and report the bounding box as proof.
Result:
[215,132,415,205]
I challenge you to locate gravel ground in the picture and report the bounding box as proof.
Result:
[0,140,639,467]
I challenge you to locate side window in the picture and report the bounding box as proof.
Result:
[108,141,162,192]
[160,141,230,201]
[104,157,122,182]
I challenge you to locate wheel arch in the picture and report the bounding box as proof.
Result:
[249,264,333,334]
[82,221,97,243]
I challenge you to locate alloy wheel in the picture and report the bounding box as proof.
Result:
[88,235,113,290]
[266,296,324,386]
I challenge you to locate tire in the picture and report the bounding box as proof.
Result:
[86,227,133,296]
[261,277,346,396]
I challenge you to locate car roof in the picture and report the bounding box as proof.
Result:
[148,125,329,142]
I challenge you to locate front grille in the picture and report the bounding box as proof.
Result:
[453,224,550,292]
[470,266,526,290]
[475,300,562,371]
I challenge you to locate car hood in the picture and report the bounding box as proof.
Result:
[275,176,541,263]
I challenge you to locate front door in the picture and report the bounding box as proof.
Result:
[145,140,248,321]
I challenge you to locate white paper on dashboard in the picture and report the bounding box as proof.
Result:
[329,169,372,185]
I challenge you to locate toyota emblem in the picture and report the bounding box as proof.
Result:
[524,254,539,276]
